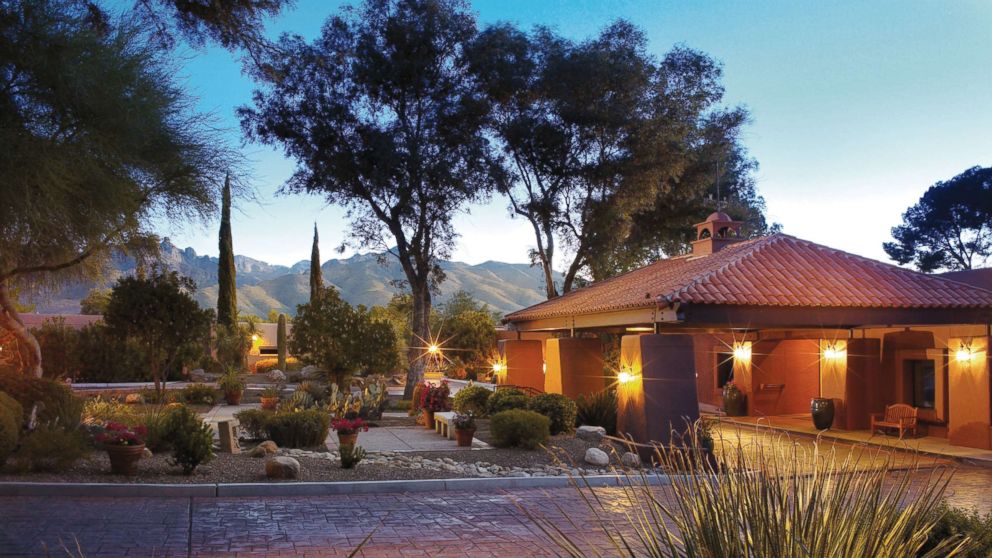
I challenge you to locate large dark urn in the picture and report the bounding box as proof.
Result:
[811,398,835,430]
[722,385,747,417]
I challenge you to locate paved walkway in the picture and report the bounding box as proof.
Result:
[326,426,490,452]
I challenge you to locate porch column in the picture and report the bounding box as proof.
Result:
[948,336,991,449]
[544,338,605,398]
[617,334,699,451]
[496,339,544,393]
[819,339,878,430]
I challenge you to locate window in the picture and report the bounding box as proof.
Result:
[259,347,278,356]
[716,353,734,388]
[909,359,935,409]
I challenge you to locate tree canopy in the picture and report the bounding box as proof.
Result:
[240,0,496,395]
[884,166,992,272]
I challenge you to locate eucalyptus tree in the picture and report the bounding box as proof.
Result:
[240,0,496,396]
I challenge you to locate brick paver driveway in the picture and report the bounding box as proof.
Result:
[0,487,628,557]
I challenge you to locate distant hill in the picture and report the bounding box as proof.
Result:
[30,240,559,317]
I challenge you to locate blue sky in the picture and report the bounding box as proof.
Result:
[157,0,992,268]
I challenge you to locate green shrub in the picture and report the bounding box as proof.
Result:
[140,406,175,452]
[11,426,89,472]
[182,383,217,406]
[165,406,214,475]
[139,388,180,404]
[265,410,330,448]
[256,357,302,374]
[82,396,139,426]
[389,399,412,411]
[453,385,492,417]
[218,370,245,393]
[490,409,550,450]
[575,389,617,435]
[234,408,269,440]
[528,393,578,435]
[410,383,425,416]
[487,388,530,415]
[923,504,992,557]
[0,392,23,464]
[340,444,366,469]
[0,372,83,431]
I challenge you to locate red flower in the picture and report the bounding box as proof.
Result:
[332,417,369,435]
[96,423,147,446]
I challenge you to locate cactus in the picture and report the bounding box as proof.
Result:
[276,313,287,371]
[340,444,366,469]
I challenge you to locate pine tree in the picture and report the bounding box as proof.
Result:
[217,174,237,327]
[309,223,322,301]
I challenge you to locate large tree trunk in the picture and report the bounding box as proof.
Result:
[0,282,42,377]
[403,282,432,399]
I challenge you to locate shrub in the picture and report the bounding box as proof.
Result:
[575,389,617,435]
[419,381,451,412]
[139,388,180,404]
[218,371,245,393]
[923,504,992,557]
[490,410,550,449]
[453,385,492,416]
[296,380,327,403]
[234,408,269,440]
[182,383,217,406]
[265,410,331,448]
[528,393,578,435]
[256,357,301,374]
[340,444,366,469]
[82,396,139,426]
[390,399,412,411]
[487,388,529,415]
[409,383,425,416]
[165,406,214,475]
[11,426,89,472]
[139,406,175,452]
[0,392,23,464]
[0,371,82,430]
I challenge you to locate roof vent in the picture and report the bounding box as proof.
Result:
[691,212,743,256]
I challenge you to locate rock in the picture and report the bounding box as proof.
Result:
[300,365,319,379]
[266,369,286,381]
[142,448,153,459]
[217,420,240,454]
[576,425,607,442]
[189,368,208,382]
[124,393,144,405]
[265,456,301,479]
[584,447,610,467]
[621,452,641,468]
[249,440,278,458]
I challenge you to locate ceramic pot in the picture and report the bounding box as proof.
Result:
[260,396,279,410]
[424,409,436,430]
[811,398,835,430]
[105,444,145,476]
[338,432,358,447]
[224,390,243,405]
[722,386,747,417]
[454,427,476,447]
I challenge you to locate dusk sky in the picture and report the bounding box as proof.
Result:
[156,0,992,269]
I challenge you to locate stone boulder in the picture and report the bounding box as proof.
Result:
[189,368,208,382]
[300,365,319,379]
[265,456,301,479]
[584,447,610,467]
[576,425,607,443]
[142,448,153,459]
[266,369,286,382]
[620,452,641,468]
[249,440,278,458]
[124,393,144,405]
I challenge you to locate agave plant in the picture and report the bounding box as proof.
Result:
[529,423,972,557]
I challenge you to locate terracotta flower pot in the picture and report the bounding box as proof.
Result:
[105,444,145,476]
[454,427,475,447]
[337,432,358,447]
[260,396,279,410]
[224,390,243,405]
[424,409,436,430]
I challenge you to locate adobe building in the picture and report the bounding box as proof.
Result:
[502,212,992,449]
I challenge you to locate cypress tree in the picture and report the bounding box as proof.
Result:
[309,223,322,301]
[277,313,287,371]
[217,174,237,327]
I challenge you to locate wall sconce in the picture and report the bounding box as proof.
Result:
[732,343,751,361]
[542,362,546,375]
[427,344,440,355]
[822,343,846,360]
[956,346,974,363]
[617,370,634,384]
[491,361,505,374]
[251,334,259,342]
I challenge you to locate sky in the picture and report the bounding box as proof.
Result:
[155,0,992,269]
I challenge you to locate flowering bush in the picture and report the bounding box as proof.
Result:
[95,422,147,446]
[331,417,369,435]
[419,381,451,412]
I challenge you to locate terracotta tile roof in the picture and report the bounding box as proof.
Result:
[505,234,992,322]
[939,268,992,292]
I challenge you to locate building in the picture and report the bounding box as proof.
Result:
[502,212,992,449]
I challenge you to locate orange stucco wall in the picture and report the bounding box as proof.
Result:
[750,339,821,416]
[544,337,605,398]
[497,339,545,393]
[948,336,991,449]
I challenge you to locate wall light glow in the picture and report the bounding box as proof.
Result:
[617,371,634,384]
[428,344,440,355]
[822,344,846,360]
[732,343,751,361]
[956,347,974,362]
[492,361,504,374]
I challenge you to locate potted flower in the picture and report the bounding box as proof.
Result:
[260,385,282,410]
[332,416,369,447]
[96,422,147,476]
[451,412,476,447]
[219,371,245,405]
[419,380,451,429]
[722,380,746,417]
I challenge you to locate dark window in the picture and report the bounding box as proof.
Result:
[259,347,278,356]
[716,353,734,388]
[910,360,935,409]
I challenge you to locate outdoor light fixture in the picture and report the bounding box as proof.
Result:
[428,344,440,355]
[491,361,504,374]
[617,371,634,384]
[625,326,654,333]
[251,334,259,342]
[956,347,974,363]
[732,343,751,361]
[823,343,846,360]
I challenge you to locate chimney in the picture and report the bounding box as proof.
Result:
[691,212,743,256]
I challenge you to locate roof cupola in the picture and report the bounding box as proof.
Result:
[692,211,743,256]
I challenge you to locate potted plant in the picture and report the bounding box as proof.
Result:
[419,380,451,429]
[260,385,282,410]
[451,412,476,447]
[332,416,369,447]
[722,381,746,417]
[96,422,147,476]
[811,397,835,430]
[219,371,245,405]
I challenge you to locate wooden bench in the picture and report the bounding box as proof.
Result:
[871,403,918,439]
[434,411,456,439]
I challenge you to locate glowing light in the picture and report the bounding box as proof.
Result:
[251,334,259,342]
[822,343,846,360]
[492,361,504,374]
[956,348,974,362]
[542,362,547,375]
[732,344,751,361]
[428,344,440,355]
[625,326,654,333]
[617,371,634,384]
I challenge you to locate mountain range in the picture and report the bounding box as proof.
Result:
[30,240,558,317]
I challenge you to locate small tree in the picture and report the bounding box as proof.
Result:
[103,271,211,394]
[433,291,498,376]
[289,286,399,388]
[216,175,238,327]
[309,224,322,302]
[884,166,992,272]
[79,289,112,315]
[276,313,287,371]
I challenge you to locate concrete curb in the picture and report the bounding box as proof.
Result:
[0,474,669,498]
